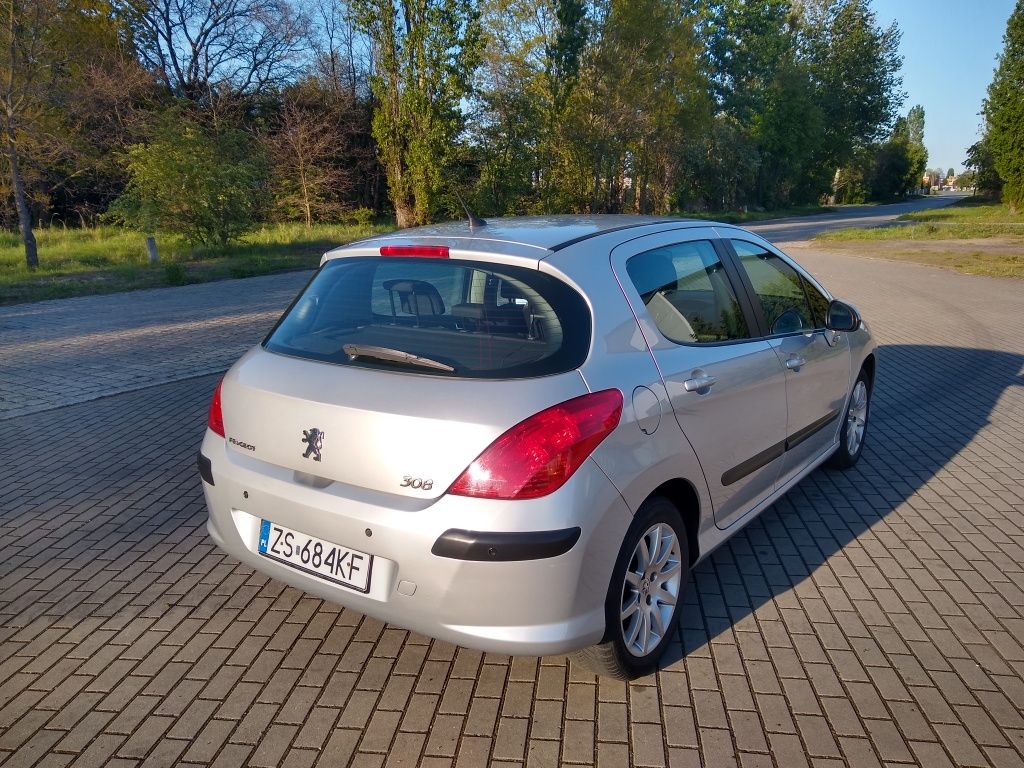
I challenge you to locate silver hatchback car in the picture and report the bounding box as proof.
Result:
[198,216,874,679]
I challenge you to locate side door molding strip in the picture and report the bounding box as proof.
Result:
[721,408,841,487]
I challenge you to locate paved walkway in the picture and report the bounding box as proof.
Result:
[2,201,1023,767]
[0,273,309,420]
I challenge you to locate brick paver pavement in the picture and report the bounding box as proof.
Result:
[0,273,309,419]
[1,238,1023,766]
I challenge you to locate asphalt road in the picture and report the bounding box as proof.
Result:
[746,192,968,244]
[1,200,1022,767]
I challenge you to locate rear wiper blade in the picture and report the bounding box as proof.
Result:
[343,344,455,373]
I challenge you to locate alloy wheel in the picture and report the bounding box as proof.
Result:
[620,522,683,657]
[845,380,869,456]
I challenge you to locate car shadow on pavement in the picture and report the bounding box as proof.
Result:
[659,343,1024,669]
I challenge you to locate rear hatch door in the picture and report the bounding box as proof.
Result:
[219,252,594,500]
[221,349,589,500]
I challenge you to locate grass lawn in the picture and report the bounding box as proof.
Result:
[813,198,1024,279]
[818,197,1024,241]
[687,204,835,224]
[0,222,392,304]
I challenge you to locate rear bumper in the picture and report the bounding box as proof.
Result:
[200,431,632,656]
[197,451,214,485]
[430,527,581,561]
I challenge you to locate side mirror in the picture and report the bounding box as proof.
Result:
[825,299,861,332]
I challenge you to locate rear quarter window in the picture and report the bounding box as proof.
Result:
[264,257,592,379]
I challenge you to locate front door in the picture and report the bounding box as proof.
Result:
[727,238,851,486]
[612,230,789,530]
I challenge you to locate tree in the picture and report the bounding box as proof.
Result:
[353,0,482,227]
[265,81,367,226]
[965,135,1002,197]
[308,0,370,99]
[947,167,955,180]
[117,0,307,112]
[302,0,381,212]
[868,120,912,200]
[695,0,794,124]
[558,0,708,213]
[679,114,759,210]
[110,111,267,245]
[691,0,796,207]
[472,0,561,214]
[538,0,589,210]
[804,100,919,205]
[984,0,1024,209]
[46,6,157,227]
[802,0,904,169]
[0,0,52,268]
[752,58,826,207]
[0,0,136,268]
[904,105,927,192]
[687,0,904,209]
[956,168,976,191]
[830,145,873,203]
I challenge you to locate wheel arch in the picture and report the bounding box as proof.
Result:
[645,478,701,567]
[861,352,876,390]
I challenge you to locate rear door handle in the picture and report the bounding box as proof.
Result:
[785,356,806,370]
[683,375,718,392]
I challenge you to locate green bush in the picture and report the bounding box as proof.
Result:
[348,206,375,226]
[109,110,268,246]
[163,262,188,285]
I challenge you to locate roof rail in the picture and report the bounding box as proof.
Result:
[549,219,679,252]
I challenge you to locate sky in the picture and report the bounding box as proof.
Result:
[870,0,1016,173]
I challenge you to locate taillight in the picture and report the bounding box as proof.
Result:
[448,389,623,500]
[208,378,225,437]
[379,245,449,258]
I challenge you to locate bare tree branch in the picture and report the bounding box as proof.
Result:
[115,0,308,107]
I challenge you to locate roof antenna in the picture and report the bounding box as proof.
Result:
[453,190,486,230]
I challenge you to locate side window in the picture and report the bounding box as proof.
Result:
[731,240,814,335]
[626,240,750,344]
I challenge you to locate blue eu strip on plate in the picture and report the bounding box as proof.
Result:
[258,519,271,552]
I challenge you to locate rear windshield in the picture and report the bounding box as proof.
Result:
[264,257,591,378]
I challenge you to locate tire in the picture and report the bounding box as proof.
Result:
[827,368,871,469]
[570,496,690,679]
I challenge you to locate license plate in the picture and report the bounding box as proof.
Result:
[258,520,373,593]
